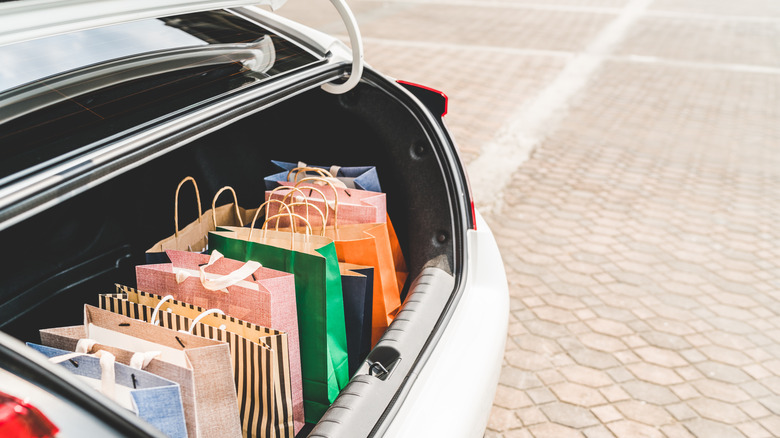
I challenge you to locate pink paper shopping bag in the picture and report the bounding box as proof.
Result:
[135,250,304,433]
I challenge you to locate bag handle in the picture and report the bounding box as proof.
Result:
[287,166,333,182]
[151,295,175,325]
[294,176,341,234]
[283,201,326,236]
[212,186,244,228]
[185,308,226,334]
[278,184,330,227]
[247,197,297,240]
[50,347,117,400]
[174,176,202,238]
[197,250,262,292]
[263,212,313,251]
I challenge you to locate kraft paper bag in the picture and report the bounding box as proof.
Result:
[40,305,241,438]
[146,178,259,263]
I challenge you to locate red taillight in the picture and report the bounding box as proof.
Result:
[470,200,477,231]
[0,392,58,438]
[396,80,448,117]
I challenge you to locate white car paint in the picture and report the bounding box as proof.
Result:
[384,210,509,437]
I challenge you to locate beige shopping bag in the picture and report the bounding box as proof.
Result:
[40,305,242,438]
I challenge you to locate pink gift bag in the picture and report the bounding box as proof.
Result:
[265,182,386,227]
[135,249,304,434]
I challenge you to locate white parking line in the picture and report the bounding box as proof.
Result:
[465,0,653,214]
[358,36,575,59]
[358,0,780,22]
[354,36,780,76]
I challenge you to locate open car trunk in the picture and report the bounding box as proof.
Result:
[0,73,468,436]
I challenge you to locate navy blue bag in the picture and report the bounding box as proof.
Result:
[340,264,375,376]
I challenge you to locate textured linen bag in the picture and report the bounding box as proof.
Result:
[27,343,188,438]
[100,285,298,437]
[40,305,241,438]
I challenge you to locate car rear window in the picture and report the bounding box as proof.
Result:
[0,10,320,183]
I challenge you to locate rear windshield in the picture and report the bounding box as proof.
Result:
[0,10,320,183]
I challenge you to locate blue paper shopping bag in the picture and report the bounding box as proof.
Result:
[264,160,382,192]
[27,343,188,438]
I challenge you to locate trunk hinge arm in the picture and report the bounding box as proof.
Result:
[321,0,364,94]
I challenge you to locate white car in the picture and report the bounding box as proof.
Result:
[0,1,508,436]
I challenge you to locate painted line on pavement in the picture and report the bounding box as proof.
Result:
[359,0,780,23]
[352,36,780,76]
[465,0,653,214]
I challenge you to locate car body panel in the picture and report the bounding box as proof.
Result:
[383,211,508,437]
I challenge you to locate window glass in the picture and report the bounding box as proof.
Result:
[0,11,320,181]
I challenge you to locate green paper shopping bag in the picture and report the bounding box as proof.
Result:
[209,210,348,423]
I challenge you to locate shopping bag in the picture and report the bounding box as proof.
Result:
[40,305,241,438]
[146,178,259,263]
[101,285,299,437]
[267,181,405,345]
[266,182,386,227]
[267,180,408,292]
[208,217,349,423]
[264,161,381,192]
[27,343,188,438]
[339,264,373,376]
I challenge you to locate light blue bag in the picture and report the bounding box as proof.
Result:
[27,343,188,438]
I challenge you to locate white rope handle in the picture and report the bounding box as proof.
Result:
[151,295,175,325]
[186,308,227,334]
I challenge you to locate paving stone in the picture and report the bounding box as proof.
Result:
[735,422,772,438]
[540,403,600,429]
[614,400,674,427]
[626,362,683,386]
[582,425,616,438]
[688,398,750,424]
[517,407,547,427]
[559,365,614,388]
[499,366,544,390]
[569,348,621,370]
[738,400,772,420]
[527,387,558,405]
[621,381,680,405]
[683,419,745,438]
[503,429,534,438]
[757,417,780,436]
[487,406,523,432]
[640,332,692,350]
[694,361,751,384]
[691,380,751,403]
[665,403,698,421]
[528,422,584,438]
[669,383,700,400]
[578,333,628,353]
[550,382,608,407]
[634,346,688,367]
[591,405,622,424]
[757,395,780,415]
[599,385,631,403]
[660,424,696,438]
[606,420,663,438]
[493,384,534,410]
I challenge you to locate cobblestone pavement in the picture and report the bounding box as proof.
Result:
[280,0,780,436]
